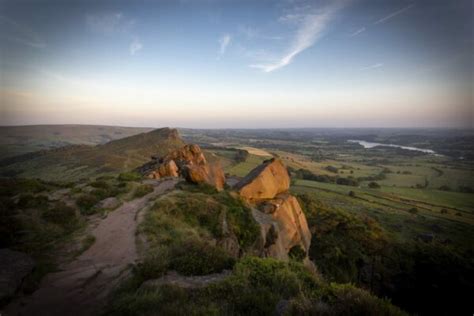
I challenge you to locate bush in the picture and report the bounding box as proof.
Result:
[439,185,451,191]
[17,194,49,210]
[42,203,78,228]
[133,184,154,198]
[325,165,339,173]
[235,149,249,163]
[336,177,359,186]
[176,181,217,195]
[408,207,418,214]
[169,239,235,276]
[314,283,406,316]
[90,180,109,189]
[76,194,100,215]
[288,245,306,262]
[368,181,381,189]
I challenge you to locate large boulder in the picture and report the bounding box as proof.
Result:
[0,249,35,303]
[235,159,312,263]
[234,158,290,202]
[138,144,225,190]
[257,194,311,260]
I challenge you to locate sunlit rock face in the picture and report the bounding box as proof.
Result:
[234,158,291,202]
[138,144,225,190]
[234,158,311,262]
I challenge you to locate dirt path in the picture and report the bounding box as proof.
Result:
[5,179,177,316]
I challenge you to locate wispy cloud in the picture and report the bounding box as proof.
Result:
[219,34,231,54]
[86,12,141,56]
[238,25,283,40]
[250,3,343,73]
[85,12,134,35]
[360,63,383,70]
[130,38,143,55]
[0,15,45,48]
[374,4,414,25]
[350,27,366,37]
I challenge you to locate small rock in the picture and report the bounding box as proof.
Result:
[97,197,121,210]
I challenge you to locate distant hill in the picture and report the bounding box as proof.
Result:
[0,125,154,159]
[0,128,185,181]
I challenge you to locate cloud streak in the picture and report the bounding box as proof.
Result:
[250,3,342,72]
[219,34,231,54]
[360,63,383,70]
[350,27,366,37]
[374,4,414,25]
[86,12,141,56]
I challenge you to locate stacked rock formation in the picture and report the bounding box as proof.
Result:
[137,144,225,190]
[234,158,311,262]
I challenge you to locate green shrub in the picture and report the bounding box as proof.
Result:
[90,180,109,189]
[42,203,78,228]
[313,283,406,316]
[169,239,235,276]
[176,181,218,195]
[408,207,418,214]
[368,181,381,189]
[76,194,100,215]
[133,184,154,198]
[288,245,306,262]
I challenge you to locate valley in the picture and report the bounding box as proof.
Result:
[0,126,473,315]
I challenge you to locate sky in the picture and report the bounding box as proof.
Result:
[0,0,472,128]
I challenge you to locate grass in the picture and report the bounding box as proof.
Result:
[225,154,267,177]
[142,189,259,250]
[107,256,406,316]
[133,184,154,198]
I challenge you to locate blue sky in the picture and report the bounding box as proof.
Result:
[0,0,472,128]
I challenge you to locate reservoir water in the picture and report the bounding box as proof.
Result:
[348,140,436,154]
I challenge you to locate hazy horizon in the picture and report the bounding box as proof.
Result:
[1,0,473,128]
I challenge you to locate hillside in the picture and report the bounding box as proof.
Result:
[0,125,153,160]
[0,128,185,181]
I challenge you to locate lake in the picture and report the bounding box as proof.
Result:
[348,140,436,154]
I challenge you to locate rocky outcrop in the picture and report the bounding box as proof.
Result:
[137,144,225,190]
[234,159,311,262]
[0,249,35,303]
[235,158,290,202]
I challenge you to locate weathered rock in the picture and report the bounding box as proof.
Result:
[235,159,311,262]
[268,194,311,257]
[147,159,179,179]
[217,211,241,258]
[137,144,225,190]
[251,194,311,261]
[234,158,290,202]
[0,249,35,303]
[96,197,121,210]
